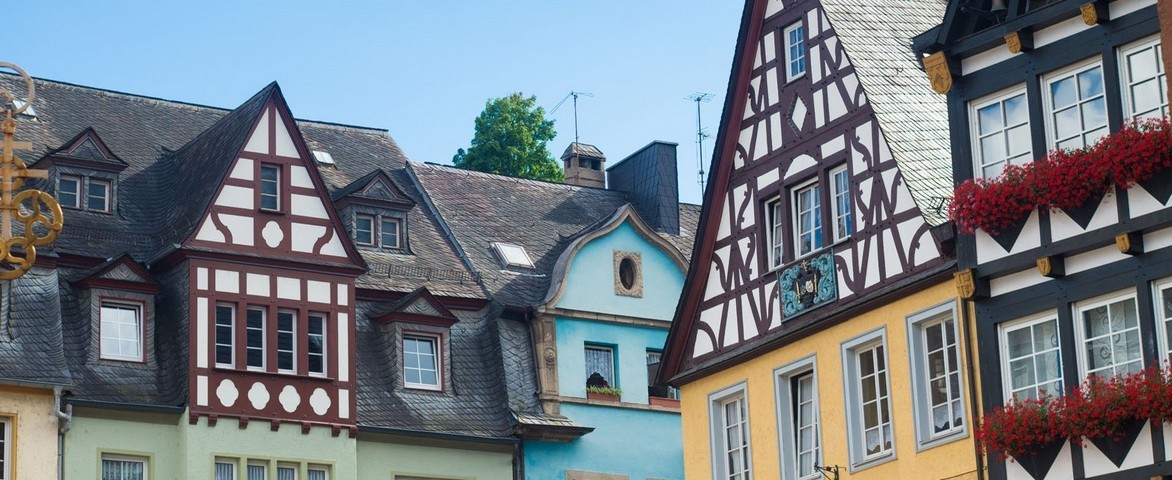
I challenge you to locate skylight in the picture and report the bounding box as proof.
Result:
[491,242,534,269]
[12,99,35,117]
[312,150,335,165]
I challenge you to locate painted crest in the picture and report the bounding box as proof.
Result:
[1005,32,1022,54]
[924,52,952,94]
[779,253,837,318]
[1080,3,1099,25]
[955,269,976,299]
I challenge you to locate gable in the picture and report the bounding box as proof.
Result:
[35,127,127,171]
[75,254,160,293]
[187,95,364,268]
[374,288,459,328]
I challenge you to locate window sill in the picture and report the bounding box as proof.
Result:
[257,208,286,216]
[915,428,969,453]
[403,383,443,392]
[98,355,145,364]
[850,452,896,473]
[212,366,334,382]
[559,395,680,413]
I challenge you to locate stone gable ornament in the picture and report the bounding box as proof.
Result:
[779,252,837,318]
[924,52,953,94]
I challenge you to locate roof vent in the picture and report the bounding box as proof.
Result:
[491,242,535,269]
[312,150,335,165]
[12,99,35,117]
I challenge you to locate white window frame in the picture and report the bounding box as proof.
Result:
[354,214,375,246]
[709,382,752,480]
[829,165,851,242]
[969,86,1032,179]
[307,313,328,377]
[215,458,238,480]
[246,307,267,371]
[766,197,784,269]
[1153,277,1172,364]
[999,311,1064,402]
[584,344,617,388]
[380,217,401,249]
[260,164,281,211]
[215,303,236,368]
[1073,290,1143,379]
[1043,58,1109,151]
[276,310,297,374]
[841,328,895,471]
[307,465,329,480]
[87,178,112,213]
[1119,35,1167,120]
[247,461,268,480]
[784,22,806,82]
[99,300,143,362]
[0,417,10,480]
[906,302,967,450]
[791,178,823,259]
[58,174,82,209]
[101,453,148,480]
[403,333,442,391]
[277,463,298,480]
[774,356,821,480]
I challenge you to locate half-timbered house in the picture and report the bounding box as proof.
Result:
[0,74,517,479]
[659,0,978,479]
[914,0,1168,479]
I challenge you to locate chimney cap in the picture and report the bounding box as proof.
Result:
[561,142,605,160]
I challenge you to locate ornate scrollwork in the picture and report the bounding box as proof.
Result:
[0,62,63,280]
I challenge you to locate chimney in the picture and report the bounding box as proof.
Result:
[561,142,606,188]
[607,141,680,235]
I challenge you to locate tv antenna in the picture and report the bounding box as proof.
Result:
[551,91,594,144]
[687,92,714,192]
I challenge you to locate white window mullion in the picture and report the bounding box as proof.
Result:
[1120,37,1167,120]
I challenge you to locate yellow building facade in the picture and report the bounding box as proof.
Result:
[678,282,979,480]
[0,385,62,479]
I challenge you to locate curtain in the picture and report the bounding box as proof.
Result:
[277,466,296,480]
[307,470,327,480]
[215,462,235,480]
[101,460,144,480]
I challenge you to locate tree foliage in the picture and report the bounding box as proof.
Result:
[453,93,562,182]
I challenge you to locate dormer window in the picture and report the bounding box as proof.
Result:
[57,174,114,213]
[354,213,405,250]
[260,164,281,211]
[99,301,143,362]
[380,218,401,248]
[355,215,375,245]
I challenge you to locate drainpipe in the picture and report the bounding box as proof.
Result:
[960,300,986,480]
[53,387,73,480]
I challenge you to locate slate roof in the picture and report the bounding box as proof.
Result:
[0,267,71,387]
[410,163,699,309]
[821,0,953,225]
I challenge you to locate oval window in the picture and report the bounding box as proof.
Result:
[619,257,637,290]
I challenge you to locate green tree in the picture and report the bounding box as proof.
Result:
[453,93,562,182]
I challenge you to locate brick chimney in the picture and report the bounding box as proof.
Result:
[606,141,680,235]
[561,143,606,188]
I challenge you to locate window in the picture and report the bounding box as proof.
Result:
[247,462,267,480]
[215,460,236,480]
[380,218,401,248]
[354,215,374,246]
[491,242,535,268]
[971,88,1031,178]
[784,22,806,81]
[101,454,147,480]
[775,358,820,480]
[277,464,297,480]
[709,384,752,480]
[308,313,327,376]
[277,311,296,374]
[307,467,329,480]
[646,350,680,400]
[58,174,81,208]
[100,301,142,361]
[1120,37,1167,120]
[792,180,822,257]
[1045,61,1108,150]
[766,197,784,268]
[1076,293,1142,378]
[403,335,440,390]
[584,345,616,388]
[88,178,111,212]
[829,166,852,241]
[0,418,9,480]
[246,307,266,370]
[842,330,894,468]
[1000,314,1063,401]
[215,304,235,367]
[260,164,281,211]
[1155,279,1172,362]
[907,303,966,448]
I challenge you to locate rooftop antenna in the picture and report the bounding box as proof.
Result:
[687,92,714,192]
[551,91,594,144]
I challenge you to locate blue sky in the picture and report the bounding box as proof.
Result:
[8,1,742,204]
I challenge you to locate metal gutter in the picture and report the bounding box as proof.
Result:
[357,425,519,445]
[65,398,186,414]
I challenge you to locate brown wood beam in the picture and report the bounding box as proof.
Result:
[1161,0,1172,98]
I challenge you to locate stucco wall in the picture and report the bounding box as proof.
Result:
[554,221,684,321]
[178,416,357,478]
[679,281,978,480]
[525,403,683,480]
[556,318,668,403]
[64,409,183,480]
[357,435,514,480]
[0,386,59,480]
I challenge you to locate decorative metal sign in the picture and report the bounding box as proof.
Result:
[779,252,837,318]
[0,63,63,280]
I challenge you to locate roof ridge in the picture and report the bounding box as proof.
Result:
[412,161,624,195]
[5,72,389,134]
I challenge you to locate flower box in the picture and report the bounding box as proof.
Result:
[951,119,1172,235]
[649,396,680,408]
[586,391,620,402]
